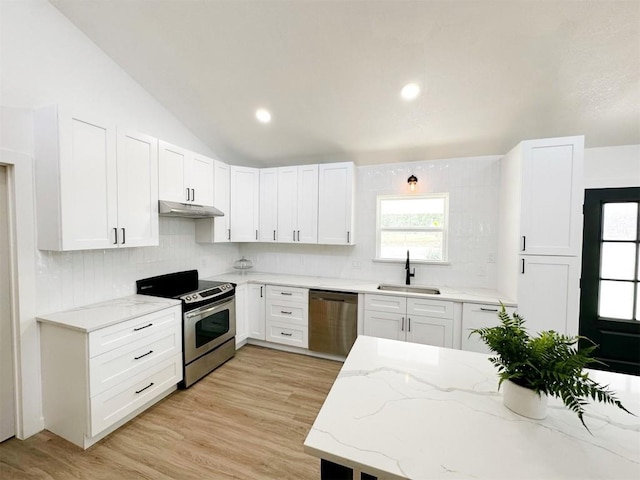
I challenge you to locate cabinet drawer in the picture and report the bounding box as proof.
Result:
[89,324,181,396]
[364,294,407,313]
[407,298,454,319]
[266,285,308,303]
[266,321,308,348]
[89,354,181,437]
[461,303,516,354]
[266,301,308,326]
[89,306,181,357]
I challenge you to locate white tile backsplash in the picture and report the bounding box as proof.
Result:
[35,217,240,315]
[241,155,501,289]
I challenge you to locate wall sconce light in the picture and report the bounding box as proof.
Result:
[407,174,418,191]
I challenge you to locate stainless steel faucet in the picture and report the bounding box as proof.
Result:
[405,250,415,285]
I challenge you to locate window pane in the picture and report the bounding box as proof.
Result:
[598,280,634,320]
[601,242,636,280]
[380,231,443,261]
[602,203,638,241]
[380,198,445,228]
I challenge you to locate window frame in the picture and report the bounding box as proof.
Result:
[375,193,449,264]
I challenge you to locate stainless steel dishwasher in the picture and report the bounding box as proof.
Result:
[309,290,358,356]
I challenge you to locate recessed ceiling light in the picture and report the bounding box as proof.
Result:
[401,83,420,101]
[255,108,272,123]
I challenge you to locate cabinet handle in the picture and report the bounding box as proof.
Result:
[480,307,499,312]
[281,292,293,296]
[135,382,154,394]
[186,188,190,202]
[408,317,411,332]
[256,229,258,240]
[260,286,263,298]
[521,235,526,252]
[133,323,153,331]
[401,316,405,331]
[280,332,292,337]
[228,229,231,241]
[191,188,195,202]
[521,258,525,274]
[134,350,153,360]
[280,310,292,315]
[347,231,350,243]
[273,230,276,241]
[113,227,118,245]
[297,230,300,242]
[293,230,296,242]
[121,228,126,245]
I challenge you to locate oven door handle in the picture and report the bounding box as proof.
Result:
[185,300,232,319]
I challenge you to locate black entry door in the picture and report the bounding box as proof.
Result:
[579,187,640,375]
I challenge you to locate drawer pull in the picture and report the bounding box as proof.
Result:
[280,332,293,337]
[280,292,293,296]
[280,310,292,314]
[134,350,154,360]
[133,323,153,332]
[480,307,499,312]
[135,382,154,394]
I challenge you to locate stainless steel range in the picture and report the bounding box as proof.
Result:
[136,270,236,388]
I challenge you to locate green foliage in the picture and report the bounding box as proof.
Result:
[470,306,634,432]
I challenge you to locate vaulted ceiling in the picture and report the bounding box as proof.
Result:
[51,0,640,166]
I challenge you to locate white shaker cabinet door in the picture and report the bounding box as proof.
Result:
[116,130,159,247]
[296,164,319,244]
[277,166,298,243]
[158,141,188,204]
[318,162,355,245]
[405,315,453,348]
[189,153,215,207]
[519,137,583,256]
[248,284,266,341]
[213,160,230,242]
[517,255,580,336]
[259,168,279,242]
[230,166,260,242]
[363,310,405,341]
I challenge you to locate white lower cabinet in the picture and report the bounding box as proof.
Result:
[248,284,266,340]
[234,284,249,346]
[461,303,516,354]
[39,305,182,449]
[265,285,309,348]
[364,294,455,348]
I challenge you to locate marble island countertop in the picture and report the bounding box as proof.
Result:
[36,295,181,332]
[206,271,516,306]
[304,336,640,480]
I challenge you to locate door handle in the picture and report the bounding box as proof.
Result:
[480,307,498,312]
[260,286,263,298]
[280,310,292,315]
[401,316,405,331]
[135,382,154,394]
[186,188,190,202]
[347,231,350,243]
[273,230,276,241]
[113,227,118,245]
[228,229,231,241]
[293,230,296,242]
[133,323,153,331]
[121,228,126,245]
[256,229,258,240]
[134,350,153,360]
[191,188,195,202]
[297,230,300,242]
[408,317,411,332]
[521,258,525,274]
[280,332,292,337]
[521,235,526,252]
[281,292,293,296]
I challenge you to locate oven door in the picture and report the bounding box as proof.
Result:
[184,296,236,365]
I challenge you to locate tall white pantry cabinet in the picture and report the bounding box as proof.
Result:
[497,136,584,336]
[34,106,159,251]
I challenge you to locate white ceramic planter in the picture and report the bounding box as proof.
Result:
[502,379,548,419]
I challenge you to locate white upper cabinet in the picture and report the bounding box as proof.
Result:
[195,159,231,243]
[230,166,260,242]
[259,168,278,242]
[34,106,158,251]
[277,165,318,244]
[116,129,159,248]
[158,141,214,206]
[318,162,355,245]
[500,136,584,257]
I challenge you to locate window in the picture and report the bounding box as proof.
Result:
[376,194,449,262]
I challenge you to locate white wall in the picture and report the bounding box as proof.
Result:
[241,155,502,289]
[584,145,640,189]
[0,0,240,439]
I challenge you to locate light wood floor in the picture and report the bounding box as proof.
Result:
[0,345,342,479]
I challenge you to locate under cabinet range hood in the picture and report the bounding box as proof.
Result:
[158,200,224,218]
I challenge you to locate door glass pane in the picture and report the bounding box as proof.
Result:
[602,203,638,240]
[380,231,443,261]
[598,280,634,320]
[601,242,636,280]
[195,310,229,348]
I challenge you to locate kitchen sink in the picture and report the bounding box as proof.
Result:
[377,284,441,295]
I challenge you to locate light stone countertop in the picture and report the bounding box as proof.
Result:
[36,295,182,332]
[304,335,640,480]
[205,271,516,306]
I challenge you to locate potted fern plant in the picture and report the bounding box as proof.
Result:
[470,306,633,431]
